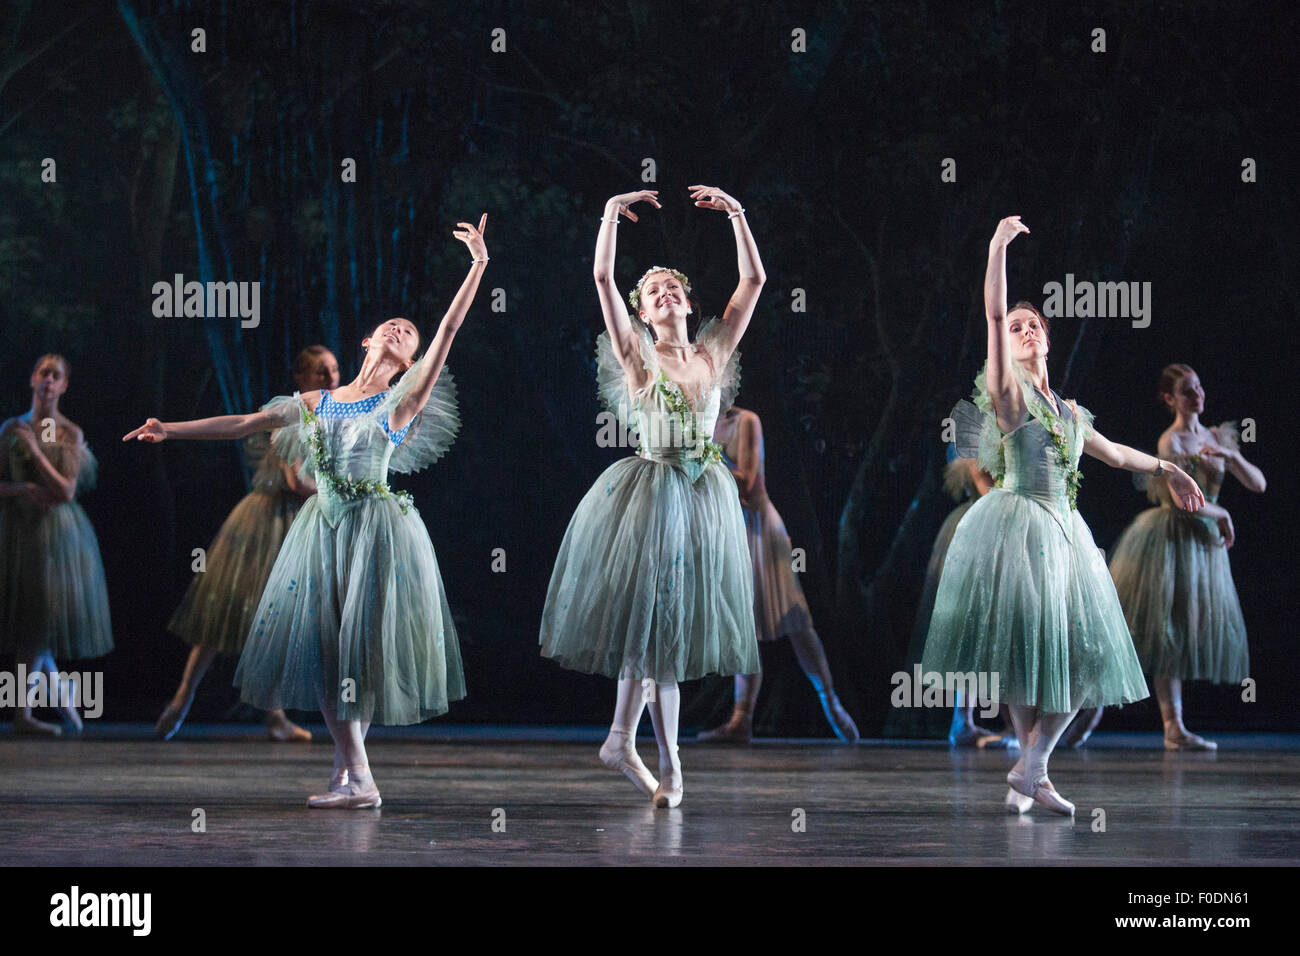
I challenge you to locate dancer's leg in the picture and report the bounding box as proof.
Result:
[1018,709,1079,815]
[598,678,657,797]
[646,681,683,807]
[13,649,61,735]
[790,628,860,742]
[1002,703,1037,813]
[948,689,1005,747]
[155,645,218,740]
[1155,676,1216,750]
[309,690,378,808]
[697,673,759,743]
[32,653,83,731]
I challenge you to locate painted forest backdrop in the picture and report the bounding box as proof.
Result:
[2,0,1295,731]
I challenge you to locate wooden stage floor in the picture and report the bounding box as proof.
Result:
[2,725,1297,866]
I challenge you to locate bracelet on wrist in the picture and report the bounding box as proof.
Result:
[727,207,746,220]
[600,217,620,225]
[1152,459,1165,476]
[472,257,489,263]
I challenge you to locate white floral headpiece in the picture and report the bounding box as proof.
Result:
[627,266,692,313]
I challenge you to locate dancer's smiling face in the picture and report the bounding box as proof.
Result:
[30,356,69,404]
[1008,307,1050,363]
[295,349,340,393]
[364,318,421,368]
[637,271,691,326]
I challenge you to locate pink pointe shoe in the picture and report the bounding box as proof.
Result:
[599,732,659,797]
[154,699,192,741]
[1007,769,1075,817]
[307,779,382,809]
[653,771,684,809]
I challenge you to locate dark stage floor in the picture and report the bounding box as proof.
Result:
[2,725,1297,866]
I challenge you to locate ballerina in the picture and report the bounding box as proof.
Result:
[540,186,764,808]
[126,214,486,807]
[1106,363,1266,750]
[1,354,113,734]
[696,404,859,743]
[155,345,340,742]
[922,216,1206,816]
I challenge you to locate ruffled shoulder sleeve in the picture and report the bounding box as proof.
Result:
[74,442,98,493]
[1211,420,1241,453]
[596,325,657,431]
[950,361,1008,481]
[1065,398,1096,440]
[378,358,461,474]
[263,393,309,469]
[694,316,742,414]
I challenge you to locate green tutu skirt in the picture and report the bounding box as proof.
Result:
[921,489,1149,713]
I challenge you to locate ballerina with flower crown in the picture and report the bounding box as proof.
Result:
[540,186,764,808]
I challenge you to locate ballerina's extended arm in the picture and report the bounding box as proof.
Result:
[387,214,489,434]
[1084,429,1205,513]
[688,184,766,362]
[594,189,662,393]
[984,216,1031,434]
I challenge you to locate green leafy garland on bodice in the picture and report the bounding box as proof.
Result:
[302,405,414,515]
[654,370,724,468]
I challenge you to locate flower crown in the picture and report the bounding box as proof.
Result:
[627,266,692,313]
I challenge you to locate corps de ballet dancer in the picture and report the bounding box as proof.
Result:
[886,454,1015,747]
[154,345,340,742]
[540,186,764,808]
[921,216,1206,816]
[1104,363,1266,750]
[126,214,487,807]
[697,404,859,743]
[1,354,113,734]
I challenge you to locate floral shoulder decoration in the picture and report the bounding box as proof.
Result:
[654,371,723,481]
[302,406,414,514]
[1027,395,1083,511]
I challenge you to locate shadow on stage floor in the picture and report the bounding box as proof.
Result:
[3,725,1297,866]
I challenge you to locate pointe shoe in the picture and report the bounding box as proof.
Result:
[819,693,860,743]
[307,780,382,809]
[329,769,349,792]
[653,771,684,809]
[13,713,62,736]
[1164,728,1217,751]
[266,717,312,742]
[1008,770,1074,816]
[951,723,1009,748]
[599,735,659,797]
[696,718,752,745]
[1004,787,1034,814]
[154,699,192,741]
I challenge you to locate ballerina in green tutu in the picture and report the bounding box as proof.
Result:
[126,214,487,808]
[921,216,1206,816]
[1,354,113,734]
[540,186,764,808]
[1106,363,1266,750]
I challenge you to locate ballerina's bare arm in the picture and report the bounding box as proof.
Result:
[1084,428,1206,512]
[689,185,765,362]
[730,412,762,497]
[594,190,662,393]
[6,418,79,503]
[984,216,1031,433]
[122,393,324,443]
[1204,427,1267,492]
[388,214,488,435]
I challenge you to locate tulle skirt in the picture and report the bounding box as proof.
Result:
[0,500,113,659]
[233,495,465,725]
[168,489,302,655]
[1109,507,1248,682]
[921,489,1149,713]
[743,497,813,641]
[540,456,760,681]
